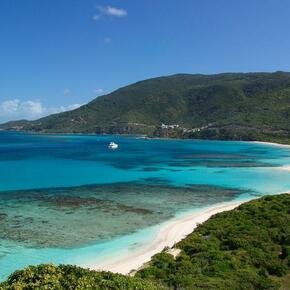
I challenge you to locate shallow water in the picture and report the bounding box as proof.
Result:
[0,132,290,280]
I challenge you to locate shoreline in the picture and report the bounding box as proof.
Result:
[278,165,290,172]
[253,140,290,149]
[3,130,290,147]
[87,200,246,275]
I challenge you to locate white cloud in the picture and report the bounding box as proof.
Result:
[1,99,21,113]
[63,88,71,96]
[92,14,100,21]
[0,99,82,123]
[53,103,82,113]
[104,6,127,17]
[95,88,104,95]
[93,5,127,20]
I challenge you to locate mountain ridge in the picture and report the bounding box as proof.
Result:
[1,71,290,143]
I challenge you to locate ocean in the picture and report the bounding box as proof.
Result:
[1,131,290,280]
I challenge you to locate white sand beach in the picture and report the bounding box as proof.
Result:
[253,141,290,149]
[88,200,244,275]
[278,165,290,172]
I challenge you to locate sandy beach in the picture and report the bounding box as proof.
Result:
[88,200,245,275]
[253,140,290,148]
[278,165,290,172]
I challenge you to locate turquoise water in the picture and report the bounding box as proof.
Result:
[0,131,290,280]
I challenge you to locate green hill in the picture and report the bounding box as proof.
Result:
[1,72,290,143]
[1,194,289,290]
[137,194,290,290]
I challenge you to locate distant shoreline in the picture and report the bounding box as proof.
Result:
[278,165,290,172]
[253,140,290,149]
[2,130,290,148]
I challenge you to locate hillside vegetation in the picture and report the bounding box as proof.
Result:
[137,194,290,289]
[1,72,290,143]
[1,194,289,289]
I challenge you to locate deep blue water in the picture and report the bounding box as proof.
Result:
[0,131,290,280]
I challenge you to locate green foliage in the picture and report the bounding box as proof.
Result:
[0,264,164,290]
[2,72,290,143]
[137,194,290,290]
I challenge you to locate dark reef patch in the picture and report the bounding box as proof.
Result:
[176,153,253,159]
[117,204,153,215]
[139,167,161,172]
[140,177,170,184]
[168,160,274,168]
[0,182,246,249]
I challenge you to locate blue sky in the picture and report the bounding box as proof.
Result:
[1,0,290,122]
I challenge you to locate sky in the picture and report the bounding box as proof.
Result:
[1,0,290,122]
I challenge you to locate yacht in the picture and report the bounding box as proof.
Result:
[108,142,118,149]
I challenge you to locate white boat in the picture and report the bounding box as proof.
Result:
[108,142,118,149]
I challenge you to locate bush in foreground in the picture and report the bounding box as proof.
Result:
[0,264,164,290]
